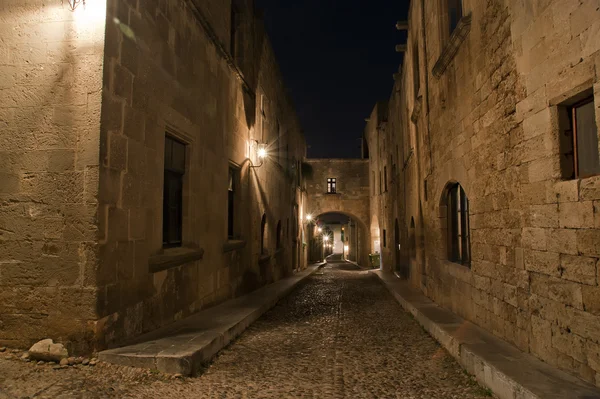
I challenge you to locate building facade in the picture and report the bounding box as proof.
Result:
[0,0,308,353]
[367,0,600,387]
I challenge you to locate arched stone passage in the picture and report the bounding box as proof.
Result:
[304,159,371,266]
[306,211,370,266]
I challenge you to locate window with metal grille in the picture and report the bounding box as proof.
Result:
[163,136,186,248]
[447,183,470,266]
[327,178,336,193]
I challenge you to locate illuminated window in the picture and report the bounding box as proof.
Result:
[163,136,186,248]
[327,178,337,193]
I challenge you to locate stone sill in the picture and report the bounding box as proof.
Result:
[432,13,472,78]
[223,240,246,253]
[149,247,204,273]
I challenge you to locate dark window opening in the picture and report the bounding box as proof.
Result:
[413,41,420,96]
[327,178,337,193]
[227,166,239,239]
[424,179,428,201]
[163,136,186,248]
[383,229,387,248]
[384,166,388,192]
[448,0,463,35]
[447,183,470,266]
[261,214,267,254]
[276,220,282,249]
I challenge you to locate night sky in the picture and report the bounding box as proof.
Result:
[257,0,409,159]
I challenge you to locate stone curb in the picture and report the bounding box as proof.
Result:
[371,270,600,399]
[99,263,325,376]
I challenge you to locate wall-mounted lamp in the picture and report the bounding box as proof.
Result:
[344,245,349,252]
[317,227,322,233]
[64,0,86,11]
[323,235,330,242]
[305,214,313,222]
[250,140,268,168]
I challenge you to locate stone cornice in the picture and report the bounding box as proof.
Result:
[432,13,472,79]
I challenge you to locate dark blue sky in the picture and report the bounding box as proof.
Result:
[257,0,409,158]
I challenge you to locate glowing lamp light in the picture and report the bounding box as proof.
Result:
[305,214,313,222]
[257,145,268,159]
[317,227,322,233]
[344,245,349,252]
[323,235,330,242]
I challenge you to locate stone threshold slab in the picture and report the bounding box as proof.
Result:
[371,270,600,399]
[99,264,324,376]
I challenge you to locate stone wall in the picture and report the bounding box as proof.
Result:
[0,0,307,352]
[305,159,370,266]
[370,0,600,387]
[0,0,106,352]
[95,0,307,348]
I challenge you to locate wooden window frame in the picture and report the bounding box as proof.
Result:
[571,96,600,179]
[327,177,337,194]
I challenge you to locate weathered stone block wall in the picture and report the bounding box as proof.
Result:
[373,0,600,387]
[95,0,306,347]
[0,0,105,351]
[305,159,370,266]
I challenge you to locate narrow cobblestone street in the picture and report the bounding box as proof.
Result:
[0,259,490,398]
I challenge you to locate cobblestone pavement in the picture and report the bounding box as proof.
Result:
[0,259,491,398]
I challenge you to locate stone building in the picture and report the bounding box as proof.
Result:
[366,0,600,387]
[304,159,370,267]
[0,0,308,353]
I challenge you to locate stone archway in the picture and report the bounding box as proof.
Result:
[304,159,371,266]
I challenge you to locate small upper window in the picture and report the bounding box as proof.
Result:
[447,183,470,266]
[448,0,463,35]
[163,136,186,248]
[327,178,337,193]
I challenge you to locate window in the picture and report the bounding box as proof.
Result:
[384,166,388,192]
[227,165,239,239]
[261,214,267,254]
[383,229,387,248]
[163,136,186,247]
[327,178,337,193]
[379,171,382,194]
[276,220,282,249]
[448,0,463,35]
[568,97,599,179]
[413,41,420,96]
[447,183,470,266]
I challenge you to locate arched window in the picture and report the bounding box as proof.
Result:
[276,220,282,249]
[447,183,470,265]
[261,214,267,254]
